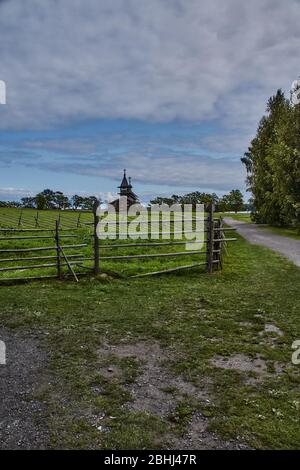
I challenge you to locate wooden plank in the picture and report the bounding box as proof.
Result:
[0,254,85,263]
[213,217,222,270]
[0,234,77,240]
[59,246,79,282]
[0,272,87,282]
[0,260,87,272]
[0,228,79,232]
[96,217,211,225]
[100,240,203,248]
[93,200,100,275]
[214,237,237,242]
[55,220,62,279]
[98,238,236,249]
[218,217,224,269]
[206,203,215,273]
[131,262,207,278]
[98,230,205,236]
[0,244,87,253]
[100,250,207,260]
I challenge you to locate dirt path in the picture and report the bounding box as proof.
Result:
[0,328,50,449]
[224,218,300,267]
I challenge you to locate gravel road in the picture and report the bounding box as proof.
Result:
[224,218,300,267]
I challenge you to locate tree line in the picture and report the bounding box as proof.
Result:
[0,189,99,210]
[1,188,248,213]
[150,189,248,212]
[242,89,300,227]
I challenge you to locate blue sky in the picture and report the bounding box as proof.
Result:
[0,0,299,202]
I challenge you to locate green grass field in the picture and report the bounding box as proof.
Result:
[0,207,93,229]
[0,207,212,280]
[221,212,253,223]
[262,225,300,240]
[0,206,300,449]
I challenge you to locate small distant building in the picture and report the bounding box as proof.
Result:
[111,170,139,211]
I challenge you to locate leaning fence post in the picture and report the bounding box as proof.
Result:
[206,202,215,273]
[55,219,62,280]
[93,200,100,275]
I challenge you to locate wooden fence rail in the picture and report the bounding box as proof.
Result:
[0,228,80,232]
[0,234,78,240]
[0,244,87,253]
[0,253,85,263]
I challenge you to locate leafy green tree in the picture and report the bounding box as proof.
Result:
[53,191,70,209]
[150,192,219,209]
[217,194,230,212]
[241,89,298,225]
[226,189,245,213]
[35,189,57,209]
[0,200,21,208]
[81,196,99,210]
[35,193,47,210]
[71,194,84,209]
[21,197,36,208]
[149,196,178,206]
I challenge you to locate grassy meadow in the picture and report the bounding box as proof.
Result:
[0,207,300,449]
[0,207,211,280]
[262,225,300,240]
[222,212,253,223]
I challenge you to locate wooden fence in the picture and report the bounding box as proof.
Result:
[0,204,236,282]
[0,222,87,282]
[93,202,236,278]
[0,208,93,230]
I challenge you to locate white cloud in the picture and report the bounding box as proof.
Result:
[0,186,34,199]
[0,0,298,133]
[0,0,299,197]
[26,151,244,192]
[0,185,117,202]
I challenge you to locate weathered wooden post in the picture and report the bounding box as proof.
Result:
[35,211,39,228]
[206,202,215,273]
[18,210,23,228]
[77,213,81,228]
[55,219,62,280]
[214,217,222,270]
[93,199,100,275]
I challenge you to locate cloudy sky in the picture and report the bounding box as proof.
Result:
[0,0,299,202]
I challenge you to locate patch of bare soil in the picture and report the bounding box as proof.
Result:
[168,413,250,450]
[98,340,249,449]
[211,353,268,374]
[99,341,208,417]
[0,327,50,449]
[211,353,283,384]
[263,324,283,336]
[258,323,284,348]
